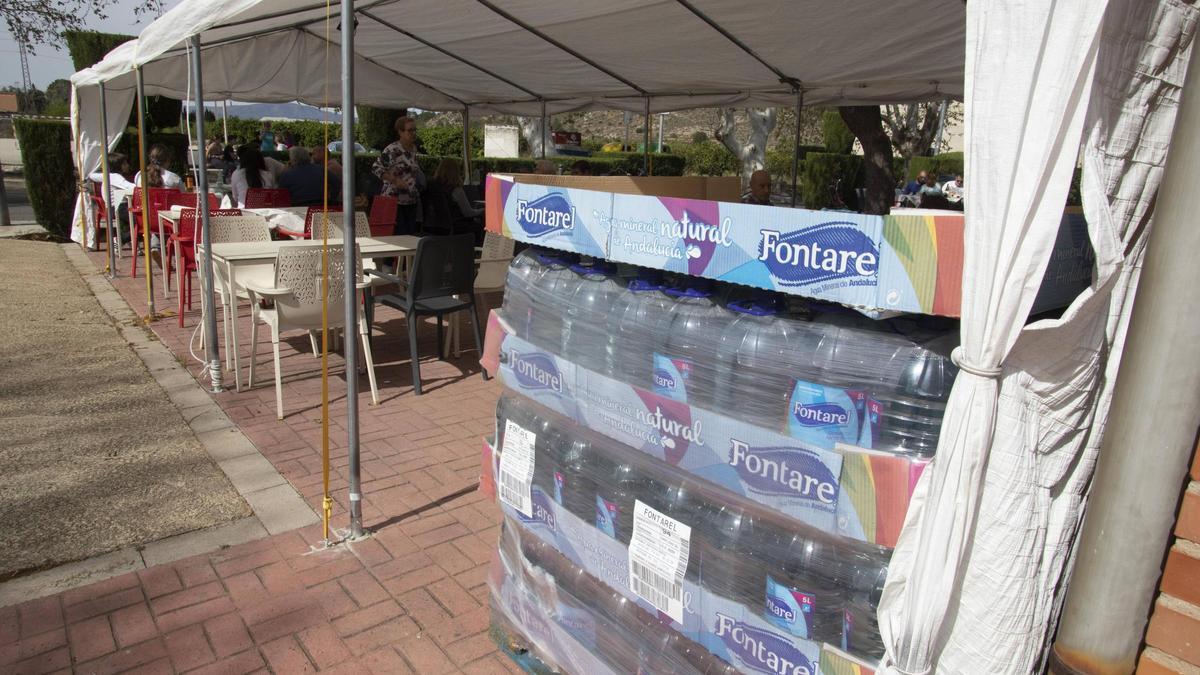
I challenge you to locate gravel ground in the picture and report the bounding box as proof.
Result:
[0,239,250,581]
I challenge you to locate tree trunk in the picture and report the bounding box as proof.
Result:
[839,106,894,215]
[714,108,777,185]
[517,116,556,157]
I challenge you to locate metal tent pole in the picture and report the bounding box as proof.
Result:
[539,99,547,159]
[461,107,471,183]
[643,98,650,175]
[98,83,117,278]
[934,99,949,155]
[135,67,155,317]
[222,100,229,144]
[791,89,804,207]
[190,36,222,392]
[1050,39,1200,675]
[342,0,364,539]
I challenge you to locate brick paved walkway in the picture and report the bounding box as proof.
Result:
[0,248,512,674]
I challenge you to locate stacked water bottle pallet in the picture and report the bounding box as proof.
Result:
[482,246,961,673]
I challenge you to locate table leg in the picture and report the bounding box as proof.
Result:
[229,261,242,391]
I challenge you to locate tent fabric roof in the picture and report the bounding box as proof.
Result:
[74,0,965,113]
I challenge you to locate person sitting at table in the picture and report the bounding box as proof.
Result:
[133,143,183,190]
[742,169,772,205]
[569,160,592,177]
[229,146,277,208]
[432,158,482,220]
[90,153,137,245]
[533,159,557,175]
[919,173,944,197]
[942,174,964,203]
[373,115,425,234]
[311,145,343,181]
[279,146,339,207]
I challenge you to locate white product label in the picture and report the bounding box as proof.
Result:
[498,420,535,518]
[628,499,691,623]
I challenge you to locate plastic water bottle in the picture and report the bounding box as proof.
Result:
[841,545,888,659]
[612,269,674,390]
[523,251,579,354]
[562,262,624,375]
[655,279,728,408]
[502,248,558,341]
[873,326,959,456]
[715,294,824,432]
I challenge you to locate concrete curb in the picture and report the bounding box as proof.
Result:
[0,245,318,608]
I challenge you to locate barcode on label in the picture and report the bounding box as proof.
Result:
[631,558,681,612]
[499,472,530,511]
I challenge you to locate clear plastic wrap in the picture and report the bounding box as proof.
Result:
[501,248,959,458]
[495,393,890,663]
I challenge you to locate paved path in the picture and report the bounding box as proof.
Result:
[1,244,510,673]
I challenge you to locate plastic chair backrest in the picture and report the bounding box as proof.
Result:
[422,187,458,235]
[273,242,363,328]
[305,206,343,238]
[244,188,291,208]
[209,215,271,243]
[475,232,514,291]
[368,195,398,227]
[178,208,243,241]
[319,212,371,240]
[408,233,475,304]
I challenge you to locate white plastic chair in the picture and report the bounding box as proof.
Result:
[445,232,515,356]
[245,242,380,419]
[207,215,273,370]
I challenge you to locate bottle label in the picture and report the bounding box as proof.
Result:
[787,379,860,448]
[764,576,815,639]
[629,500,691,624]
[498,420,535,518]
[553,470,565,506]
[595,495,619,539]
[652,353,692,402]
[859,397,882,449]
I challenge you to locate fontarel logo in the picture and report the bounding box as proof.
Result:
[713,613,814,675]
[728,440,838,504]
[791,401,850,428]
[510,350,564,393]
[758,222,878,287]
[515,489,557,532]
[515,194,576,237]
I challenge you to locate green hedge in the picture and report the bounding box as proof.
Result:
[357,106,405,151]
[221,118,343,148]
[416,126,484,158]
[906,152,965,181]
[802,152,863,211]
[14,120,76,236]
[64,30,133,71]
[766,144,828,182]
[676,142,739,176]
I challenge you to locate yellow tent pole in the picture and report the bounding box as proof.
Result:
[134,67,156,319]
[320,0,334,544]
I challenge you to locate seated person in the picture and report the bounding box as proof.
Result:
[942,174,964,203]
[903,171,927,196]
[91,153,137,245]
[132,143,183,190]
[310,145,343,181]
[431,158,482,220]
[569,160,592,177]
[742,169,772,205]
[278,146,339,207]
[918,173,943,197]
[533,159,557,175]
[229,146,277,208]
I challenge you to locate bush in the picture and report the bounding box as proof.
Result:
[676,142,739,176]
[765,144,827,183]
[416,126,484,158]
[690,131,708,144]
[802,152,863,210]
[15,120,75,236]
[822,110,856,154]
[357,105,405,150]
[220,118,343,149]
[905,152,965,182]
[590,151,684,176]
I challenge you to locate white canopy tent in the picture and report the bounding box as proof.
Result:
[66,1,1199,671]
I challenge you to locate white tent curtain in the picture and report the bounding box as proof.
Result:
[879,0,1198,672]
[69,79,137,248]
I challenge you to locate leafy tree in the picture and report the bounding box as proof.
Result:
[10,5,153,54]
[821,110,856,154]
[881,102,960,177]
[357,105,406,150]
[1,85,46,114]
[839,106,895,215]
[45,79,71,109]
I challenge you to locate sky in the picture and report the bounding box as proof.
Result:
[0,0,183,90]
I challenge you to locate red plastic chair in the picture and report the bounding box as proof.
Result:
[243,188,291,208]
[367,195,398,237]
[172,207,242,326]
[129,187,181,278]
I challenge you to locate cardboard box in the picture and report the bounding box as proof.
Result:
[485,175,1093,318]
